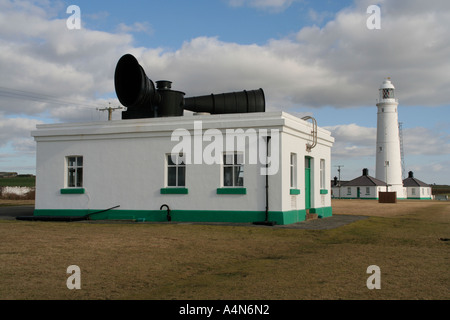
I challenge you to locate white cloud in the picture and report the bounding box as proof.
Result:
[403,127,450,156]
[116,22,154,35]
[325,124,376,159]
[0,0,134,120]
[0,117,43,151]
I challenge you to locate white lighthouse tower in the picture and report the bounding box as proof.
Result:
[375,78,405,199]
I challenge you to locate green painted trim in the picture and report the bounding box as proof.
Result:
[217,188,247,195]
[333,197,379,200]
[60,188,85,194]
[160,188,188,194]
[320,189,328,194]
[290,189,300,195]
[407,197,433,200]
[33,207,325,225]
[310,206,333,218]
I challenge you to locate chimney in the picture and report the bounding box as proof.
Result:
[408,171,414,178]
[363,168,369,176]
[333,176,338,186]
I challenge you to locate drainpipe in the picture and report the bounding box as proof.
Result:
[253,135,276,226]
[265,136,271,222]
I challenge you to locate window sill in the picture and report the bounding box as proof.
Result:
[320,189,329,194]
[60,188,85,194]
[160,188,188,194]
[217,188,247,195]
[290,189,300,195]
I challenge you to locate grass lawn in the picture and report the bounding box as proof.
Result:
[0,199,448,300]
[0,176,35,187]
[0,200,35,207]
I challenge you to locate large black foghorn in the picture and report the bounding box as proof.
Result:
[114,54,265,119]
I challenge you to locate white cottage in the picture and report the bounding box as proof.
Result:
[32,111,334,225]
[332,168,386,199]
[403,171,432,200]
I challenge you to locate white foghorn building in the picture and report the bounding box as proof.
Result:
[32,112,334,225]
[31,54,335,225]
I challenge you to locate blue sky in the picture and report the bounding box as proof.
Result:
[0,0,449,184]
[70,0,354,47]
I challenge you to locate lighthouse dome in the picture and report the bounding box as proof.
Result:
[380,78,395,90]
[379,78,396,100]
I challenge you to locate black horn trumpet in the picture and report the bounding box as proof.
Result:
[114,54,265,119]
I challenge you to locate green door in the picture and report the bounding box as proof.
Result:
[357,187,361,199]
[305,157,311,209]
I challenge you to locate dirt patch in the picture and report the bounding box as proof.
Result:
[331,199,450,218]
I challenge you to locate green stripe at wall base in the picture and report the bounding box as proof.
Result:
[33,207,332,225]
[309,206,333,218]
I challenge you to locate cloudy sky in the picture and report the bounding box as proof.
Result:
[0,0,449,184]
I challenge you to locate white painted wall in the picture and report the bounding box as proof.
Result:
[331,185,385,199]
[406,186,432,199]
[33,112,334,213]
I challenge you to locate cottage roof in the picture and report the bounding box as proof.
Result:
[341,169,386,187]
[403,171,429,187]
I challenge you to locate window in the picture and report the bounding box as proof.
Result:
[290,153,297,188]
[366,187,370,195]
[67,156,83,188]
[382,88,394,99]
[320,159,326,190]
[167,153,186,187]
[411,188,416,195]
[347,187,351,195]
[223,153,244,187]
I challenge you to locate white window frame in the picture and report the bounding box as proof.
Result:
[223,152,244,187]
[66,156,83,188]
[290,153,297,188]
[320,159,326,190]
[166,153,186,187]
